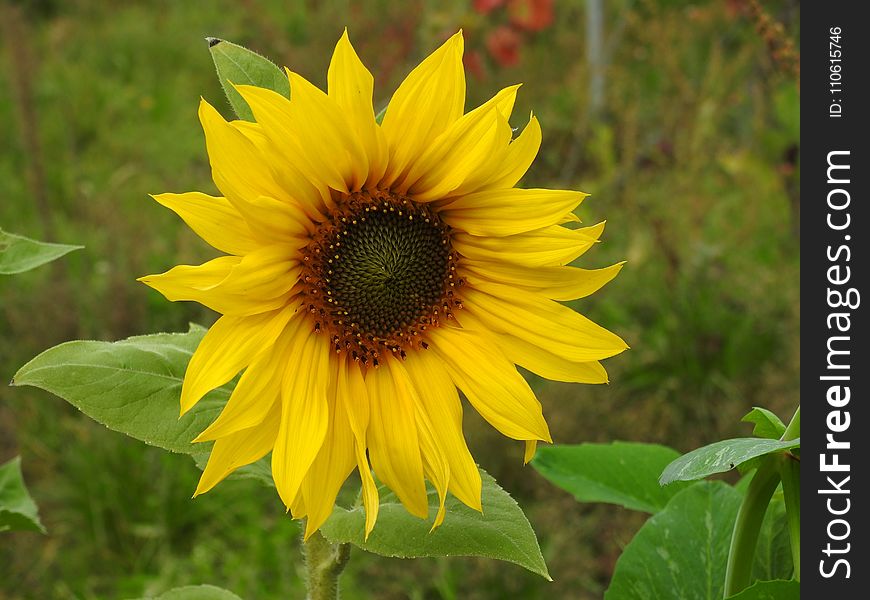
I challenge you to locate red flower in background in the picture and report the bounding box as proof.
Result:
[468,0,555,70]
[473,0,506,15]
[463,49,487,79]
[508,0,554,32]
[486,25,522,67]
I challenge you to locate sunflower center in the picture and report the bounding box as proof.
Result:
[300,190,462,365]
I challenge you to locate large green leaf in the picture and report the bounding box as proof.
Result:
[12,325,228,455]
[660,438,801,485]
[531,442,691,513]
[0,229,82,275]
[605,481,741,600]
[135,584,243,600]
[320,469,550,580]
[207,38,289,121]
[725,580,800,600]
[0,456,46,534]
[741,408,786,440]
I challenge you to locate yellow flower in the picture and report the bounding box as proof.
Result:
[140,30,627,539]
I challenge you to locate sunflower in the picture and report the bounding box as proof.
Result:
[140,30,627,538]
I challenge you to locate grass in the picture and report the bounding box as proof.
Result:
[1,0,799,598]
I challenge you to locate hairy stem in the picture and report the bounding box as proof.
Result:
[303,529,351,600]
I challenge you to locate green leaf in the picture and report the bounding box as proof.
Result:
[752,495,794,581]
[660,438,801,485]
[12,324,229,455]
[725,579,800,600]
[531,442,691,513]
[605,481,742,600]
[135,584,243,600]
[207,38,289,121]
[742,407,786,439]
[0,229,82,275]
[0,456,46,534]
[320,468,550,580]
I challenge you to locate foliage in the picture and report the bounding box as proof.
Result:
[12,325,230,456]
[531,404,800,599]
[0,456,46,534]
[322,470,549,579]
[138,584,243,600]
[605,482,741,600]
[0,229,81,275]
[208,39,289,122]
[13,326,550,580]
[531,442,689,513]
[1,0,799,598]
[659,437,800,485]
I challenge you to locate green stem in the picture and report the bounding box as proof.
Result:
[779,454,800,581]
[723,457,780,597]
[303,529,351,600]
[778,405,800,581]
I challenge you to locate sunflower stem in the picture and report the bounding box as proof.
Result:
[723,456,780,597]
[779,452,801,581]
[778,405,801,581]
[303,528,351,600]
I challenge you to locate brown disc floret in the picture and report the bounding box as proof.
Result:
[300,189,463,365]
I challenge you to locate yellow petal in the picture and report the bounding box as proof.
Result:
[502,334,609,384]
[409,109,511,202]
[478,113,542,191]
[404,351,482,512]
[438,97,536,199]
[230,120,331,222]
[387,359,450,530]
[365,358,428,519]
[440,189,588,237]
[139,245,300,316]
[302,356,356,538]
[428,326,551,442]
[524,440,538,464]
[463,282,629,362]
[180,305,296,414]
[559,211,582,224]
[235,78,365,194]
[462,260,625,301]
[327,30,389,188]
[380,32,465,187]
[399,86,519,200]
[194,321,302,441]
[233,195,314,245]
[198,99,292,210]
[336,359,380,538]
[151,192,260,256]
[141,255,238,298]
[194,401,280,495]
[271,325,331,509]
[452,222,606,268]
[454,310,609,384]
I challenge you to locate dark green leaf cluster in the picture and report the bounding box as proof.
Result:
[531,406,800,599]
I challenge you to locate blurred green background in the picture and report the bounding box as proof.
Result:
[1,0,799,598]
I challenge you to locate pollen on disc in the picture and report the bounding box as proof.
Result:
[300,190,463,364]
